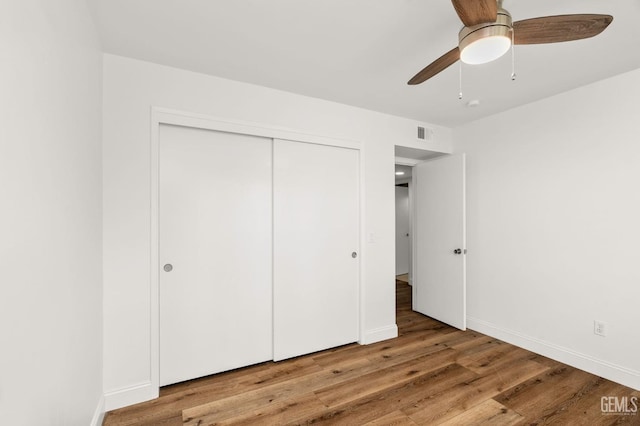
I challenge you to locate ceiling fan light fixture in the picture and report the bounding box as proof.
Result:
[458,9,512,65]
[460,33,511,64]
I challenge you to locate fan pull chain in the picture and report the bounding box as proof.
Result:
[511,28,516,81]
[459,62,463,99]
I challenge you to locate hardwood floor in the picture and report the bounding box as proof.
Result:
[104,282,639,425]
[396,274,409,283]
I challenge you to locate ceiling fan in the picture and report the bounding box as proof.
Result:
[408,0,613,85]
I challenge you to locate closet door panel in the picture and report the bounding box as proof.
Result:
[159,124,272,386]
[273,139,360,361]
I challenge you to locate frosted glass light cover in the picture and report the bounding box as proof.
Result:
[460,35,511,65]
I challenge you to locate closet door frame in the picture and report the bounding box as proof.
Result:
[149,107,363,397]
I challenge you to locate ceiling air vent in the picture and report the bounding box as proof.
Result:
[417,126,433,141]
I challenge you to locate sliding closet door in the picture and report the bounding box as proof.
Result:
[273,139,360,361]
[159,124,272,386]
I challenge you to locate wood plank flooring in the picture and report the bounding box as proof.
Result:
[396,274,409,283]
[103,282,640,425]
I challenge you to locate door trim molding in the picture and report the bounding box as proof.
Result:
[150,107,363,395]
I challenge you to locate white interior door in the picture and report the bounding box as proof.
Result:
[395,186,410,275]
[273,139,360,361]
[159,124,273,386]
[413,154,466,330]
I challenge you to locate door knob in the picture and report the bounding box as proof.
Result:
[352,252,358,258]
[163,264,173,272]
[453,248,462,255]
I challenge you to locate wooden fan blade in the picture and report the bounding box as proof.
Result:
[513,14,613,45]
[408,47,460,85]
[451,0,497,27]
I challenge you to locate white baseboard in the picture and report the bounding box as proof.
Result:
[104,381,158,411]
[467,316,640,391]
[90,395,105,426]
[361,324,398,345]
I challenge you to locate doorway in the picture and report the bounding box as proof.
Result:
[395,164,412,285]
[394,147,466,332]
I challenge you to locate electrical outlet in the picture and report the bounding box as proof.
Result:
[594,320,607,337]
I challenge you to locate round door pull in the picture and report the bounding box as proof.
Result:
[453,248,462,255]
[163,264,173,272]
[352,252,358,258]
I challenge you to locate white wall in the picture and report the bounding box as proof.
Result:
[395,186,410,275]
[102,54,452,408]
[456,68,640,390]
[0,0,104,424]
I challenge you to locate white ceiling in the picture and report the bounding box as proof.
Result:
[87,0,640,128]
